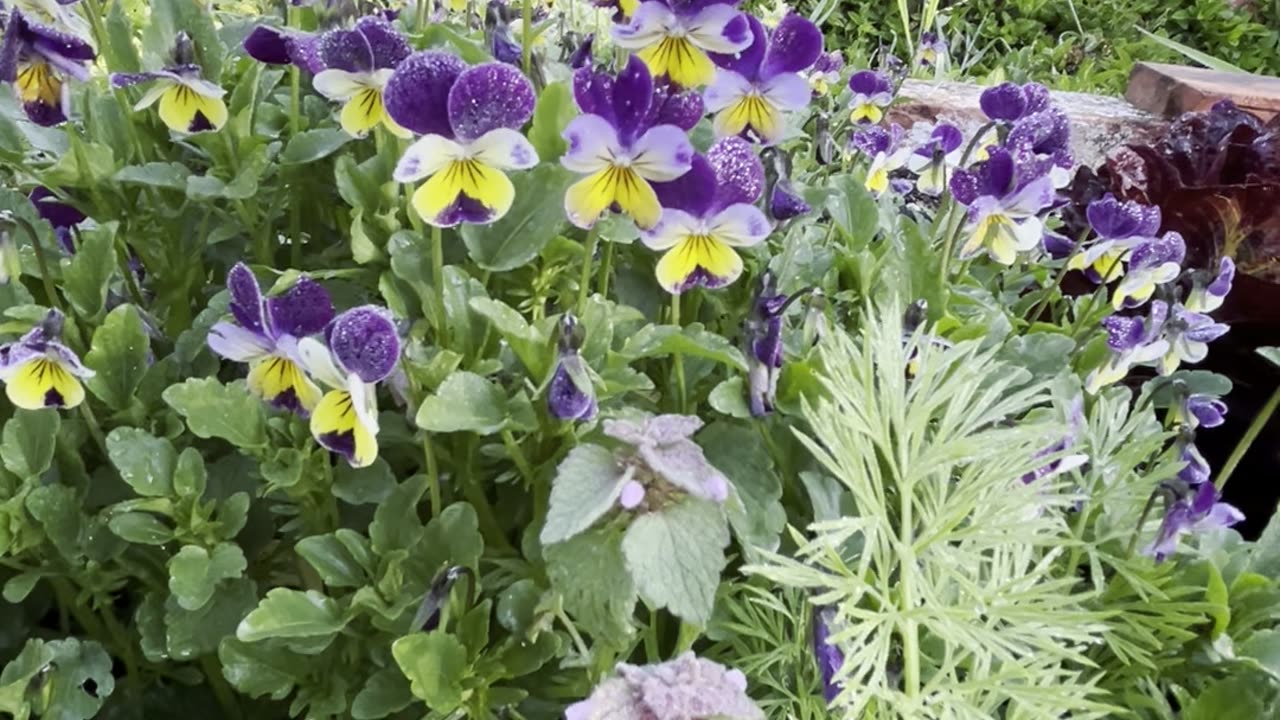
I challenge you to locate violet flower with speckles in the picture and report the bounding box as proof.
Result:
[207,263,335,416]
[803,49,843,96]
[1111,231,1185,310]
[310,16,412,138]
[389,52,539,227]
[548,313,597,422]
[979,81,1050,122]
[242,25,324,74]
[643,137,770,293]
[1085,301,1170,394]
[851,123,911,195]
[0,9,95,126]
[561,56,698,230]
[905,122,962,196]
[1144,482,1242,562]
[1068,194,1162,283]
[950,145,1055,265]
[847,69,892,124]
[1156,303,1228,376]
[704,13,822,144]
[297,305,401,468]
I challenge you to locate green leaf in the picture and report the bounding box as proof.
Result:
[26,484,82,559]
[332,457,397,505]
[62,223,116,317]
[496,579,543,635]
[415,371,509,434]
[280,129,351,165]
[351,666,414,720]
[827,174,879,246]
[164,578,258,660]
[335,154,388,214]
[708,377,752,418]
[235,588,347,643]
[107,512,173,545]
[998,333,1077,383]
[107,427,176,497]
[541,444,627,545]
[2,573,42,604]
[84,304,150,411]
[420,23,490,63]
[391,632,469,711]
[174,447,208,499]
[619,323,748,371]
[218,637,308,700]
[103,0,141,72]
[370,476,426,555]
[527,82,577,161]
[1182,669,1274,720]
[163,378,268,448]
[43,139,117,186]
[468,298,549,377]
[418,502,484,575]
[296,534,368,588]
[1,409,59,478]
[622,499,729,625]
[0,638,115,720]
[114,162,190,191]
[1204,559,1230,637]
[1258,346,1280,369]
[700,421,784,553]
[1240,629,1280,680]
[1135,29,1249,73]
[545,526,637,643]
[169,543,247,611]
[460,165,574,272]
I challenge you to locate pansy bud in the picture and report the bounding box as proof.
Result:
[548,313,597,421]
[1185,257,1235,314]
[802,288,827,348]
[173,32,196,66]
[568,33,595,69]
[814,114,835,166]
[813,607,845,703]
[768,177,810,221]
[489,23,522,65]
[1144,482,1242,562]
[745,273,788,417]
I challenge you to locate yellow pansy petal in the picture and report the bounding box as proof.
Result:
[158,84,228,133]
[611,167,661,230]
[638,38,716,87]
[565,168,618,229]
[340,88,387,138]
[411,160,515,226]
[866,168,890,194]
[714,95,782,142]
[851,104,883,124]
[5,358,85,410]
[247,356,323,414]
[17,61,60,106]
[618,0,638,16]
[310,390,378,468]
[654,235,743,294]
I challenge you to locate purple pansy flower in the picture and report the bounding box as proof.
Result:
[566,652,763,720]
[847,69,892,124]
[389,53,539,227]
[1156,303,1229,376]
[604,414,731,502]
[1008,106,1073,185]
[111,62,227,133]
[207,263,335,416]
[0,309,94,410]
[310,16,412,138]
[703,13,822,145]
[242,25,324,74]
[1176,436,1211,486]
[1068,194,1162,283]
[567,33,595,68]
[548,313,597,422]
[1144,482,1242,562]
[1177,393,1227,430]
[768,176,809,220]
[917,31,947,68]
[1111,231,1185,310]
[611,0,752,88]
[1022,397,1088,484]
[1185,257,1235,313]
[744,272,786,417]
[905,122,962,196]
[850,123,910,194]
[814,607,845,704]
[643,136,770,293]
[297,305,401,468]
[802,48,842,96]
[29,186,84,253]
[1085,301,1170,394]
[979,81,1050,122]
[561,56,697,230]
[0,9,95,126]
[950,145,1055,265]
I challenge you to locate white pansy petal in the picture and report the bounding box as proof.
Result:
[469,128,539,171]
[630,125,694,181]
[393,134,466,183]
[703,70,752,113]
[686,4,751,54]
[611,2,677,49]
[641,209,702,251]
[708,204,771,247]
[297,337,347,390]
[133,82,171,111]
[1013,216,1044,251]
[313,69,368,101]
[348,374,380,434]
[207,322,272,362]
[561,114,621,174]
[185,77,227,99]
[760,72,811,112]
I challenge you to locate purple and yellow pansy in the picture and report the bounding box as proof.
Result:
[312,16,411,138]
[388,52,539,227]
[0,9,95,127]
[643,137,771,293]
[297,306,400,468]
[611,0,752,88]
[704,13,822,144]
[561,56,700,230]
[847,70,892,124]
[111,64,228,133]
[950,145,1055,265]
[0,309,94,410]
[207,263,335,416]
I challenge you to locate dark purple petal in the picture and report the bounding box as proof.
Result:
[760,13,822,79]
[110,70,174,88]
[980,83,1027,121]
[847,69,890,96]
[1022,83,1051,115]
[355,16,410,70]
[652,154,717,218]
[266,276,334,339]
[435,195,497,226]
[22,96,68,127]
[572,65,614,122]
[1129,231,1186,270]
[980,148,1016,196]
[384,51,467,137]
[0,16,21,84]
[812,50,843,74]
[706,136,764,209]
[1182,315,1230,344]
[613,55,654,146]
[29,187,85,229]
[16,13,95,79]
[490,26,522,66]
[226,262,266,334]
[1086,194,1161,240]
[647,84,704,131]
[548,355,596,421]
[1188,395,1227,428]
[1043,231,1075,259]
[768,177,810,221]
[913,123,963,157]
[290,33,325,74]
[848,125,890,157]
[446,62,536,140]
[813,608,844,703]
[1177,442,1211,485]
[1009,108,1071,158]
[949,168,979,206]
[710,14,765,81]
[318,27,376,73]
[329,306,400,383]
[1102,315,1145,352]
[243,26,293,65]
[568,33,595,69]
[1207,257,1235,296]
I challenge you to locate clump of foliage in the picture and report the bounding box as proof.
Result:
[2,0,1280,719]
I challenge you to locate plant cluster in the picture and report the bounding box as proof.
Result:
[1,0,1279,719]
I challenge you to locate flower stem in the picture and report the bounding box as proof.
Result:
[501,429,537,487]
[576,225,601,315]
[431,224,449,346]
[597,239,614,301]
[417,0,431,33]
[521,0,534,76]
[1216,382,1280,491]
[423,433,442,518]
[671,294,687,413]
[17,217,63,316]
[200,655,243,720]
